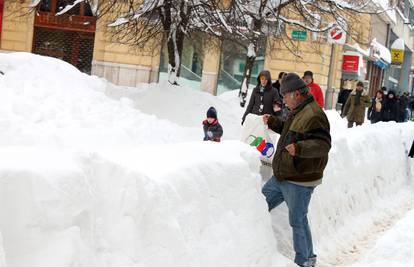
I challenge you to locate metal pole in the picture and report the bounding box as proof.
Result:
[326,43,336,109]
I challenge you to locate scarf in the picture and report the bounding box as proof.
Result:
[375,98,382,112]
[355,90,362,105]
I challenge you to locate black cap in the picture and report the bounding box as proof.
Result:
[206,107,217,119]
[280,73,308,95]
[303,71,313,78]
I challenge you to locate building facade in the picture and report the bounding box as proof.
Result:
[1,1,413,108]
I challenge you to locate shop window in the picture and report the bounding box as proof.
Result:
[158,36,204,89]
[40,0,51,12]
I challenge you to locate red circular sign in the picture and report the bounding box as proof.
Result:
[330,27,343,40]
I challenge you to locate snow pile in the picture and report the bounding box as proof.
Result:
[372,0,397,23]
[0,53,287,267]
[0,53,199,148]
[1,52,414,267]
[106,83,243,139]
[0,232,5,267]
[0,143,286,267]
[270,119,414,265]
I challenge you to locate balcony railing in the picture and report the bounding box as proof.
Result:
[34,11,96,33]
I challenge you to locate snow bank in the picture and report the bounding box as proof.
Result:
[0,53,199,148]
[1,52,414,267]
[0,53,287,266]
[0,143,287,267]
[106,82,243,139]
[0,232,5,267]
[270,118,414,265]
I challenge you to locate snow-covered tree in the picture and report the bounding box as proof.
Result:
[219,0,393,106]
[27,0,393,96]
[27,0,228,85]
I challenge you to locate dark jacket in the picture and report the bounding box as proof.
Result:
[242,70,280,124]
[398,95,408,122]
[368,97,384,123]
[382,92,399,122]
[272,80,281,95]
[337,89,352,115]
[267,96,331,182]
[203,119,223,142]
[409,96,414,110]
[409,140,414,158]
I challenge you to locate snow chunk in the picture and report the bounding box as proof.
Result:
[108,17,129,27]
[247,43,256,58]
[56,0,85,16]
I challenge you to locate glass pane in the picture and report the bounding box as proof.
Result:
[217,39,266,95]
[158,36,204,90]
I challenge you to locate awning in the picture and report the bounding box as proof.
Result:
[374,59,389,69]
[370,38,391,65]
[343,43,370,58]
[344,40,391,69]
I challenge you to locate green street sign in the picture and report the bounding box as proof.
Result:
[292,30,307,41]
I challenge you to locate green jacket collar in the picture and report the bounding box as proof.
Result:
[292,95,315,115]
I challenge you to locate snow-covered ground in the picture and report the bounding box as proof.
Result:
[0,53,413,267]
[351,209,414,267]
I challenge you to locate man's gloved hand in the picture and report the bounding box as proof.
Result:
[207,131,213,138]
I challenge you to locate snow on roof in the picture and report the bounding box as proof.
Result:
[344,43,371,58]
[371,0,397,24]
[391,38,405,50]
[371,38,392,64]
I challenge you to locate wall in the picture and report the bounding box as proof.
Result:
[92,15,161,86]
[0,1,34,52]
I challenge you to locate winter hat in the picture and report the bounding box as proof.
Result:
[303,70,313,78]
[206,106,217,119]
[356,81,364,87]
[280,73,308,95]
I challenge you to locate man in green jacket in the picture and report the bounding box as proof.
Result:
[342,81,371,128]
[262,73,331,267]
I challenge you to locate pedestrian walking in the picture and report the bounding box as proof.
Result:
[262,73,331,267]
[242,70,281,125]
[342,81,371,128]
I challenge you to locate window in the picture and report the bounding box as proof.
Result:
[40,0,51,12]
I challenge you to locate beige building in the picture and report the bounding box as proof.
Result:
[2,0,407,109]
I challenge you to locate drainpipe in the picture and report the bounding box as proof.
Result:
[382,23,391,88]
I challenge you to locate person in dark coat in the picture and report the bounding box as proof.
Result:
[368,90,384,123]
[409,92,414,120]
[342,81,371,128]
[337,88,352,116]
[272,72,286,95]
[381,91,399,122]
[242,70,281,124]
[203,107,223,142]
[398,93,409,122]
[409,140,414,158]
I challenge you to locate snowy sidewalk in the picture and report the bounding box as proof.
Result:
[351,208,414,267]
